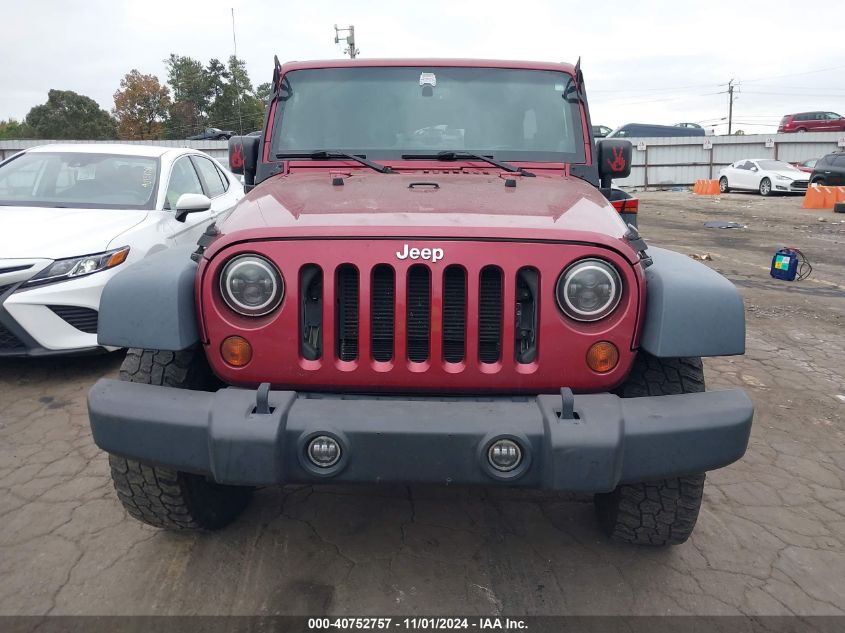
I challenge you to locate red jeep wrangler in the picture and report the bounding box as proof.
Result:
[88,59,752,545]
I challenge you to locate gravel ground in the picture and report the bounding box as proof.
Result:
[1,190,844,616]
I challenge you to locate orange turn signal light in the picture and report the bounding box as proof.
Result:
[221,335,253,367]
[106,247,130,268]
[586,341,619,373]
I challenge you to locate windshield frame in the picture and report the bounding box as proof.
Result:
[0,151,161,210]
[269,66,588,165]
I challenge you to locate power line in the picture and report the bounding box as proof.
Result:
[741,64,845,84]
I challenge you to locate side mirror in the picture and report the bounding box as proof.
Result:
[750,166,758,172]
[228,135,260,185]
[174,193,211,222]
[596,139,633,187]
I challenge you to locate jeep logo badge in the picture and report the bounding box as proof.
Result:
[396,244,444,263]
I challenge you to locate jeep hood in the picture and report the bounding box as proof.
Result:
[212,171,636,261]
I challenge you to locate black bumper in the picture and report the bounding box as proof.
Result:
[88,380,753,492]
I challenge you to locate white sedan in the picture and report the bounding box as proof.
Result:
[0,144,243,356]
[718,159,810,196]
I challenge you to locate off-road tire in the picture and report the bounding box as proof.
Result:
[596,353,707,545]
[719,177,730,193]
[109,347,251,530]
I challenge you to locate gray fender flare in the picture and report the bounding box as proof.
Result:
[97,246,199,350]
[640,247,745,358]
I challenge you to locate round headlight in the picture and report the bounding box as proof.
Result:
[220,255,284,316]
[556,259,622,322]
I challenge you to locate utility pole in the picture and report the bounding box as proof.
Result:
[727,79,737,135]
[334,24,359,58]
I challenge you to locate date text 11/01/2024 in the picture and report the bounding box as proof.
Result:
[307,617,528,630]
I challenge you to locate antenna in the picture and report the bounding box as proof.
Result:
[231,7,244,135]
[333,24,359,58]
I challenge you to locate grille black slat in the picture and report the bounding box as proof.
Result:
[300,265,323,360]
[479,267,503,363]
[336,265,359,361]
[371,265,395,361]
[48,306,98,334]
[0,323,25,350]
[442,266,466,363]
[515,267,539,364]
[407,265,431,362]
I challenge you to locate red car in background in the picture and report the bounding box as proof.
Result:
[778,112,845,133]
[794,158,818,173]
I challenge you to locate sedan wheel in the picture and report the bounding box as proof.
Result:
[719,177,730,193]
[759,177,772,196]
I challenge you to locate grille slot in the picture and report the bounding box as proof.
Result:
[336,265,359,361]
[479,266,503,363]
[300,265,323,360]
[48,306,98,334]
[442,266,466,363]
[0,323,25,350]
[406,265,431,362]
[371,265,395,361]
[515,267,539,364]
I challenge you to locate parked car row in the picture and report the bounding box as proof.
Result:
[594,111,843,140]
[717,151,845,196]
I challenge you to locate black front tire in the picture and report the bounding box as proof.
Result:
[595,353,707,545]
[759,177,773,196]
[719,177,730,193]
[109,347,251,530]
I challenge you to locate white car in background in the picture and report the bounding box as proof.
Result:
[0,144,243,356]
[718,159,810,196]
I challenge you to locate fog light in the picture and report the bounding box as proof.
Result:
[488,439,522,472]
[221,335,252,367]
[307,435,341,468]
[586,341,619,373]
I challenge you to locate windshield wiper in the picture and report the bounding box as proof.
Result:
[275,150,394,174]
[401,151,536,177]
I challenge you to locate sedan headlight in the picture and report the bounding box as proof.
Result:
[23,246,130,287]
[556,259,622,322]
[220,254,284,316]
[776,175,792,181]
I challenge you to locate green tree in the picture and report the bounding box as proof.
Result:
[208,55,264,134]
[206,58,229,102]
[0,119,34,139]
[25,89,116,139]
[255,82,273,103]
[165,54,209,138]
[113,70,171,140]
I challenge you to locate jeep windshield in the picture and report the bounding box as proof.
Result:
[0,152,159,210]
[271,66,586,164]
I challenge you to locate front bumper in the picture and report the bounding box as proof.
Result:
[774,180,809,193]
[0,268,119,356]
[88,380,753,492]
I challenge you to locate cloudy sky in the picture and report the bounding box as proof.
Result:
[3,0,844,134]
